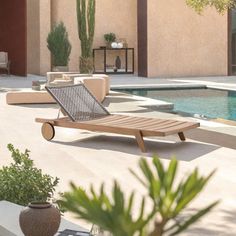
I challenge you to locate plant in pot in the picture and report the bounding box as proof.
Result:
[47,21,72,72]
[76,0,96,74]
[0,144,61,236]
[60,156,219,236]
[104,33,116,48]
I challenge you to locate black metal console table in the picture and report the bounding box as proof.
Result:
[93,48,134,74]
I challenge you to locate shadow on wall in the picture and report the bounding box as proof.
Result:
[52,134,219,161]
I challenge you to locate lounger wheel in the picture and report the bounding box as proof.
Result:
[41,122,55,141]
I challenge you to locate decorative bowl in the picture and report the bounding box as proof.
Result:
[117,42,123,48]
[111,42,118,48]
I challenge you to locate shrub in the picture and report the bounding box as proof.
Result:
[47,22,72,67]
[0,144,59,206]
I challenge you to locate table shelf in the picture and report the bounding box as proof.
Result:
[93,48,134,74]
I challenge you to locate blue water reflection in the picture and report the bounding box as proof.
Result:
[116,88,236,121]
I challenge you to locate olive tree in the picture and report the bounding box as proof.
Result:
[186,0,236,13]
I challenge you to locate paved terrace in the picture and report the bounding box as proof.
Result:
[1,75,236,235]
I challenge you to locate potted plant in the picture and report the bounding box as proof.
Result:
[20,201,61,236]
[47,22,72,72]
[0,144,61,236]
[60,156,218,236]
[76,0,96,74]
[104,32,116,48]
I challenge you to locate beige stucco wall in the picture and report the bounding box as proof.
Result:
[28,0,228,77]
[148,0,228,77]
[50,0,137,72]
[27,0,51,75]
[27,0,40,74]
[39,0,51,75]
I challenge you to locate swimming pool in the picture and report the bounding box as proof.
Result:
[115,88,236,121]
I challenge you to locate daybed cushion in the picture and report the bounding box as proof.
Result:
[74,77,106,102]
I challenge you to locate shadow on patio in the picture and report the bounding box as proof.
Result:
[188,128,236,150]
[52,134,219,161]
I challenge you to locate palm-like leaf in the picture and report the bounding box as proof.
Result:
[131,157,218,235]
[60,156,218,236]
[60,181,154,236]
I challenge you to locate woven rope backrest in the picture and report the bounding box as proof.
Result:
[46,84,110,121]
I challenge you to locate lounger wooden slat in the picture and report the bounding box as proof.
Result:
[158,122,196,131]
[101,120,173,130]
[137,121,179,130]
[86,115,127,124]
[112,116,162,124]
[98,119,181,130]
[151,122,186,131]
[101,116,148,126]
[88,115,167,126]
[142,120,183,130]
[36,84,200,152]
[159,123,200,135]
[82,115,139,126]
[107,118,158,127]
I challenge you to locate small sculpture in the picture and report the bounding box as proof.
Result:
[115,56,121,69]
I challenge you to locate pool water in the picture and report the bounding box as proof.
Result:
[115,88,236,121]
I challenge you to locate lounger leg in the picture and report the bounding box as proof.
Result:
[135,131,146,153]
[178,132,186,141]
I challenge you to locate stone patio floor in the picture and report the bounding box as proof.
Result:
[1,74,236,235]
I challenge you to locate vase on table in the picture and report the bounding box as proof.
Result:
[115,56,121,70]
[19,202,61,236]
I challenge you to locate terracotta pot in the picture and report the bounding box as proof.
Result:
[19,202,61,236]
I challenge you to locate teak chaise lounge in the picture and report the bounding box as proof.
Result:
[35,84,200,152]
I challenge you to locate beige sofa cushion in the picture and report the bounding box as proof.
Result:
[47,72,79,85]
[46,72,110,96]
[83,78,106,102]
[63,73,92,81]
[6,91,55,105]
[49,79,73,86]
[74,75,110,95]
[92,74,110,94]
[74,77,106,102]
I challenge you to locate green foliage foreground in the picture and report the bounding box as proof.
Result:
[0,144,59,206]
[60,157,219,236]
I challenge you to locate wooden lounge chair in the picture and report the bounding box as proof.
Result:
[35,84,200,152]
